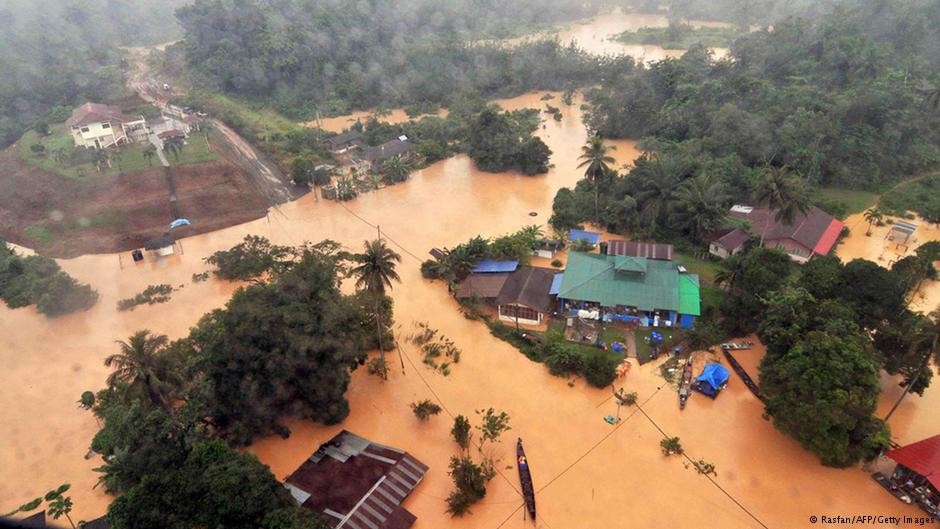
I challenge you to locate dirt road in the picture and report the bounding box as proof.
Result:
[122,44,294,206]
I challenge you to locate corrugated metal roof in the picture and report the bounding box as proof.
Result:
[472,260,519,273]
[549,273,564,295]
[558,252,699,313]
[607,240,674,260]
[678,274,702,316]
[885,434,940,489]
[614,256,647,274]
[568,229,600,244]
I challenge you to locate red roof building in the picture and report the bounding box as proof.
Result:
[886,435,940,490]
[727,205,844,263]
[284,431,428,529]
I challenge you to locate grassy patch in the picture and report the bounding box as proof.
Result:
[878,172,940,221]
[24,225,52,245]
[674,251,721,283]
[815,187,879,219]
[180,90,299,144]
[614,25,739,48]
[18,123,217,179]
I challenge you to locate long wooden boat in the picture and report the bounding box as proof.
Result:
[516,438,537,521]
[721,346,765,402]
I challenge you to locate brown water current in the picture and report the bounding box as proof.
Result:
[1,92,933,527]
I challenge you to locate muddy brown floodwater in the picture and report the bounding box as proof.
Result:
[1,91,934,528]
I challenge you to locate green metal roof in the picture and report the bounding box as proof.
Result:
[678,274,702,316]
[614,255,647,274]
[558,252,701,315]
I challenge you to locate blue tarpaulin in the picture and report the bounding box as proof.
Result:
[568,229,600,245]
[679,314,695,329]
[549,273,564,295]
[695,363,730,397]
[471,259,519,273]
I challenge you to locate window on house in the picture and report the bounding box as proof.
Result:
[501,305,540,322]
[80,127,90,133]
[101,123,110,129]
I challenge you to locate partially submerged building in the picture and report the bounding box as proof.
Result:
[556,251,701,328]
[456,261,558,325]
[358,137,412,171]
[883,434,939,517]
[284,430,428,529]
[721,204,843,263]
[324,130,363,153]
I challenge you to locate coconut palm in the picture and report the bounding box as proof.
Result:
[672,174,729,242]
[351,239,402,362]
[632,154,691,233]
[752,167,810,246]
[143,145,157,167]
[863,207,884,236]
[104,330,175,411]
[381,155,413,184]
[884,309,940,421]
[577,136,616,223]
[163,136,185,162]
[714,255,745,292]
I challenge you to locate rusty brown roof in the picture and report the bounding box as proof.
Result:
[66,102,141,127]
[607,240,673,260]
[496,266,556,312]
[455,273,510,299]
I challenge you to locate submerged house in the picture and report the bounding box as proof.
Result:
[883,434,939,516]
[67,102,147,149]
[556,251,701,329]
[358,137,412,171]
[456,262,558,325]
[284,430,428,529]
[324,130,363,153]
[722,204,843,263]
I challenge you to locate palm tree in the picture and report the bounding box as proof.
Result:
[381,156,413,184]
[143,145,156,167]
[752,167,810,246]
[714,255,745,292]
[104,330,174,411]
[632,154,690,234]
[672,174,729,242]
[863,207,884,236]
[163,136,185,162]
[884,309,940,421]
[577,136,616,224]
[351,239,402,360]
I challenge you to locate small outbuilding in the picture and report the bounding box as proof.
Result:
[323,130,363,152]
[883,434,939,516]
[532,238,563,259]
[708,228,750,259]
[568,229,600,247]
[144,236,176,256]
[694,363,730,398]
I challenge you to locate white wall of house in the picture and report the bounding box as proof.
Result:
[70,119,147,148]
[498,304,543,326]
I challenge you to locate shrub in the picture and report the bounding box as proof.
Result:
[545,348,583,376]
[660,436,683,456]
[582,354,617,388]
[451,415,471,450]
[411,399,442,421]
[445,456,487,517]
[204,235,293,280]
[30,143,46,154]
[366,357,389,380]
[550,258,563,267]
[117,284,174,311]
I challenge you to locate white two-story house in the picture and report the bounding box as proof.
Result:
[66,103,148,149]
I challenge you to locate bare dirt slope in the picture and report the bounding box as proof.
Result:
[0,147,270,258]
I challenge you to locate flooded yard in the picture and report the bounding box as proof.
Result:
[1,91,935,528]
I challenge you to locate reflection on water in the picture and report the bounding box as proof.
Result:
[0,91,932,528]
[496,11,730,61]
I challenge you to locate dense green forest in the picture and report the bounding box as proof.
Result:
[0,0,189,148]
[585,1,940,189]
[175,0,627,119]
[86,238,399,526]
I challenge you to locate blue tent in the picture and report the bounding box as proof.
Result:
[169,218,192,229]
[568,229,600,245]
[695,363,730,397]
[471,259,519,273]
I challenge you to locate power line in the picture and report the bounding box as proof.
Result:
[338,201,425,262]
[534,386,661,494]
[633,403,771,529]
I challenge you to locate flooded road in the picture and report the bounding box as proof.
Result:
[495,11,730,61]
[1,92,932,528]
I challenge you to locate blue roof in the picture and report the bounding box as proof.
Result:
[472,259,519,273]
[695,363,730,392]
[549,273,564,295]
[568,229,600,245]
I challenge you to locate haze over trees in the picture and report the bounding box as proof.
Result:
[0,0,190,148]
